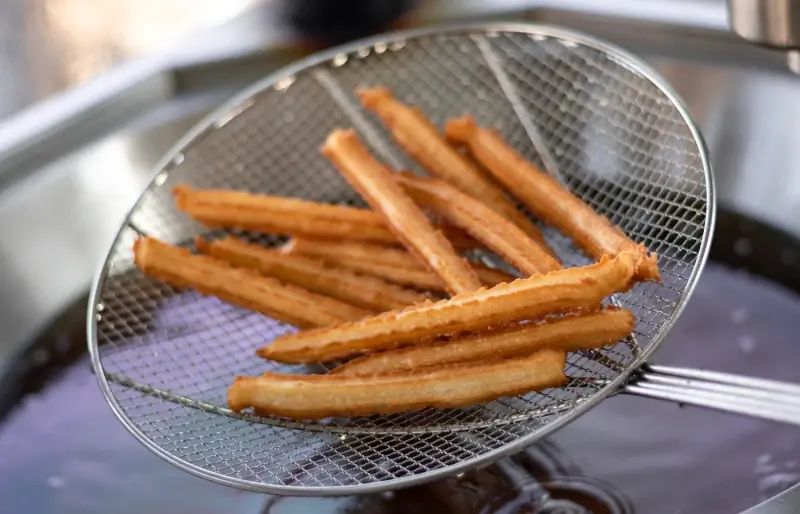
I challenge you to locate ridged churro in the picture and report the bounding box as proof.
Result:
[229,349,567,419]
[172,184,479,249]
[195,236,429,312]
[259,251,640,363]
[321,129,482,295]
[358,87,553,252]
[396,172,561,276]
[133,237,369,328]
[445,116,660,281]
[333,308,634,376]
[282,238,515,291]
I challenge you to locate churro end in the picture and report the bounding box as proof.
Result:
[320,128,358,157]
[227,377,250,413]
[548,349,568,365]
[604,250,640,291]
[444,115,477,144]
[171,184,192,210]
[637,248,661,282]
[535,348,568,383]
[357,86,393,109]
[132,237,148,270]
[614,307,636,332]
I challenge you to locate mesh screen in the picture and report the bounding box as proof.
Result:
[90,26,709,492]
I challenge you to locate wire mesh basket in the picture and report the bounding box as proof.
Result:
[88,23,711,494]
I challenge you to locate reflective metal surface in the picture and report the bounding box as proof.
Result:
[0,103,210,368]
[728,0,800,48]
[0,0,261,121]
[726,0,800,72]
[2,0,800,511]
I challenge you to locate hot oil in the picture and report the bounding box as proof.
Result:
[2,262,800,513]
[262,444,632,513]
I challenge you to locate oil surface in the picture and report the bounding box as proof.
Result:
[1,263,799,513]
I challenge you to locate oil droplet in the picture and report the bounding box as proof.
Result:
[47,476,64,489]
[756,454,776,474]
[737,335,756,354]
[730,308,749,324]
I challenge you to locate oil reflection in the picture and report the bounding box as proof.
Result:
[262,441,633,514]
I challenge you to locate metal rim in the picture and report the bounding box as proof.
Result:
[86,20,715,495]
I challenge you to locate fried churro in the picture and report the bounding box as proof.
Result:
[445,116,660,281]
[259,251,640,363]
[358,87,553,252]
[282,238,515,291]
[229,349,567,419]
[396,172,561,276]
[333,308,634,376]
[133,237,369,328]
[195,236,429,312]
[321,129,482,295]
[173,184,396,243]
[172,184,479,249]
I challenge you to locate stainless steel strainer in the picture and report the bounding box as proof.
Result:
[87,22,800,495]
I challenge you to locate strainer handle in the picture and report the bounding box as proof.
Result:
[624,364,800,426]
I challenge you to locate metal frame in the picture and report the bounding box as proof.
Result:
[86,21,714,495]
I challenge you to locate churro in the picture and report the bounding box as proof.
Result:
[321,129,482,295]
[195,236,429,311]
[334,308,634,376]
[396,172,561,276]
[358,87,553,251]
[445,116,660,281]
[172,184,479,249]
[259,251,640,363]
[282,238,515,291]
[133,237,369,328]
[229,349,567,419]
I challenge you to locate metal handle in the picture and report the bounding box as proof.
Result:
[624,364,800,426]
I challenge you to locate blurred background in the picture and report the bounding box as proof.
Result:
[0,0,261,120]
[2,0,800,513]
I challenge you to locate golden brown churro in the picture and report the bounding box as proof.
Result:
[396,172,562,276]
[173,184,396,243]
[445,116,660,281]
[358,87,553,251]
[195,236,430,312]
[229,349,567,419]
[321,129,482,295]
[333,308,634,376]
[260,251,640,363]
[133,237,369,328]
[282,238,515,291]
[172,185,479,249]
